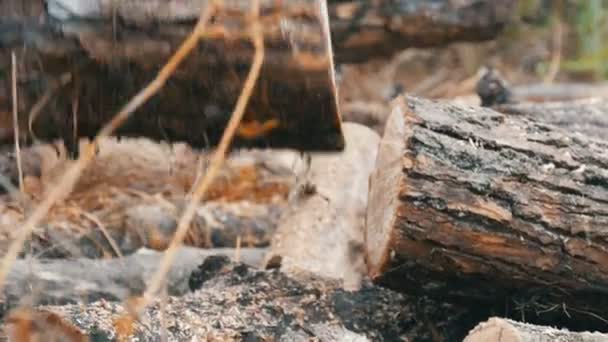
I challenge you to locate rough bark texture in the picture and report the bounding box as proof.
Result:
[1,0,517,62]
[0,0,344,152]
[328,0,517,62]
[0,247,266,316]
[464,317,608,342]
[510,83,608,103]
[494,98,608,140]
[0,0,515,153]
[1,256,485,341]
[366,96,608,331]
[21,201,282,259]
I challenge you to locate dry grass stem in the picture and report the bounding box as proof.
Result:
[11,51,24,194]
[137,0,264,313]
[0,2,217,291]
[234,235,242,263]
[28,72,72,143]
[79,210,123,258]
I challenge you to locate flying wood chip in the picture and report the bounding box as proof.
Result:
[0,0,344,153]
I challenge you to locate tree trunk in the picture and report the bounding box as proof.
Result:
[365,96,608,331]
[465,317,608,342]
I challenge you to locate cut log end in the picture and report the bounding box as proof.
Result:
[365,97,408,278]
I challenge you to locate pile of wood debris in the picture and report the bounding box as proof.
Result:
[1,0,608,341]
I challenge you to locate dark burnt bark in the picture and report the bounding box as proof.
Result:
[0,247,266,314]
[0,0,515,153]
[0,0,344,153]
[494,98,608,140]
[366,96,608,332]
[1,256,484,341]
[328,0,517,62]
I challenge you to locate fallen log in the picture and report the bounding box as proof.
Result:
[0,0,514,153]
[0,140,293,257]
[494,98,608,141]
[1,256,483,341]
[0,0,345,153]
[3,0,516,63]
[328,0,516,62]
[24,201,282,258]
[365,96,608,331]
[464,317,608,342]
[510,82,608,103]
[0,247,266,315]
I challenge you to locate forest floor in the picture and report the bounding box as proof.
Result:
[0,14,606,340]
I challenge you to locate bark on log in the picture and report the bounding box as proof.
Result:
[0,247,266,314]
[22,201,282,259]
[267,123,379,290]
[1,256,483,341]
[510,82,608,103]
[2,0,517,62]
[464,317,608,342]
[494,98,608,141]
[365,96,608,331]
[328,0,517,63]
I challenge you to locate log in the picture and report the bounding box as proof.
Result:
[23,201,282,258]
[2,0,517,63]
[0,247,266,315]
[0,0,515,153]
[510,82,608,103]
[494,98,608,141]
[0,139,294,257]
[1,256,483,341]
[365,96,608,331]
[266,123,379,290]
[464,317,608,342]
[328,0,517,62]
[0,0,345,153]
